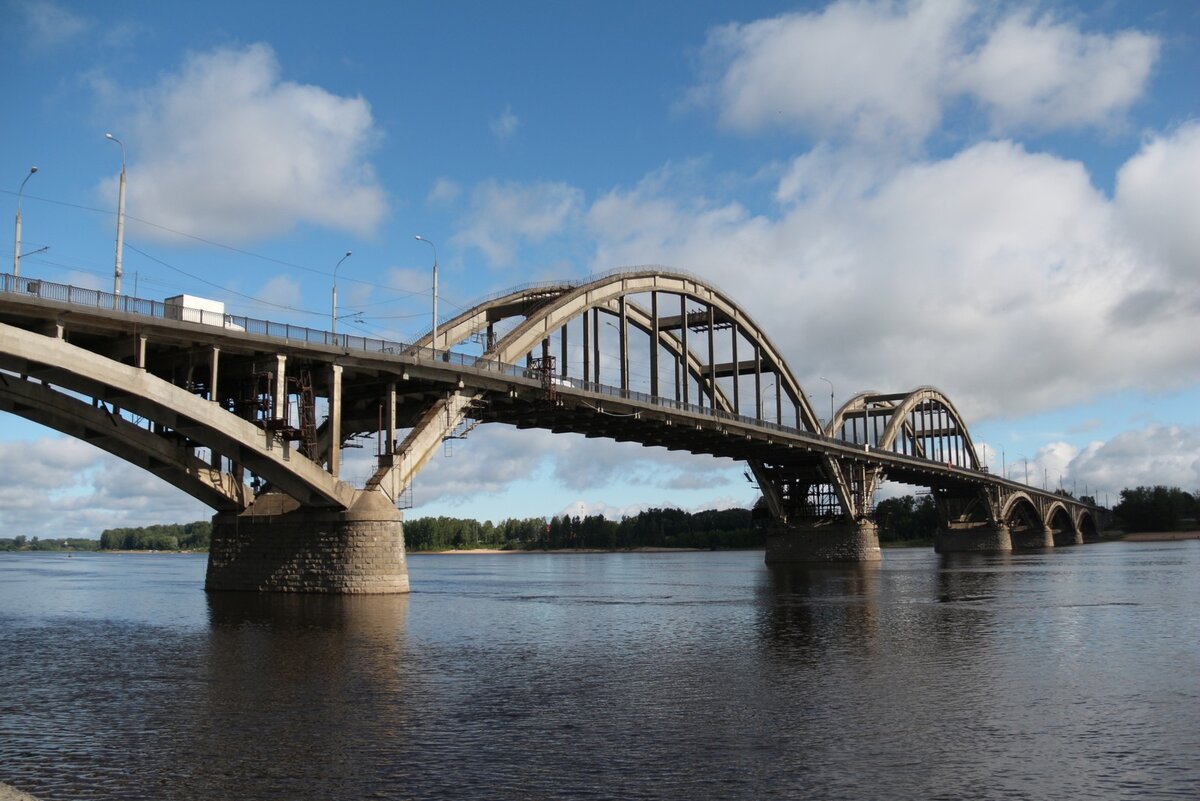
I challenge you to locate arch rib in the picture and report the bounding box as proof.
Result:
[0,323,357,510]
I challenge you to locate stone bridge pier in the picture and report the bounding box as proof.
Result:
[205,490,409,594]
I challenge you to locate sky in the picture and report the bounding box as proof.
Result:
[1,0,1198,537]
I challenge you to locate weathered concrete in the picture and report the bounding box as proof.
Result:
[765,520,881,563]
[1011,525,1055,549]
[206,490,409,594]
[934,524,1013,553]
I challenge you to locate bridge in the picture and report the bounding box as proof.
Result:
[0,269,1103,593]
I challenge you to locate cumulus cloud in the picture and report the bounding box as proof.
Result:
[0,437,208,538]
[1114,122,1200,289]
[102,43,386,244]
[690,0,1159,145]
[587,132,1200,422]
[957,10,1159,133]
[692,0,968,144]
[452,179,584,268]
[1019,425,1200,504]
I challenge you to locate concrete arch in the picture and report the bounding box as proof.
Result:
[488,269,824,432]
[374,270,843,519]
[843,387,982,470]
[1045,501,1079,546]
[1001,492,1042,527]
[0,323,357,510]
[1077,509,1099,542]
[0,370,246,511]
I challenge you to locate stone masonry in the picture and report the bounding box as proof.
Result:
[765,520,882,563]
[206,490,409,594]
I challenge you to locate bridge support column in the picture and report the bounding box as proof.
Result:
[1011,526,1055,549]
[765,520,881,564]
[205,489,409,594]
[934,524,1012,553]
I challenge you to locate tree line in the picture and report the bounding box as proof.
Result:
[5,485,1191,554]
[0,536,100,552]
[1114,486,1198,532]
[98,521,212,551]
[404,507,761,551]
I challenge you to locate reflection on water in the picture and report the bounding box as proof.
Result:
[1,544,1198,800]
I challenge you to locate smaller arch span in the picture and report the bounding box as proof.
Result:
[830,387,982,471]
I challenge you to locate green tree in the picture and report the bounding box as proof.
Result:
[1115,486,1195,532]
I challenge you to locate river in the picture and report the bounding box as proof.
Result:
[1,543,1197,800]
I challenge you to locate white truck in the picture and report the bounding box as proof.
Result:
[163,294,243,330]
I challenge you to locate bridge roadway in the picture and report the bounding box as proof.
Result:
[0,271,1104,593]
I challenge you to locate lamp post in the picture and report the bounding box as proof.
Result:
[414,235,438,357]
[330,250,352,335]
[819,376,834,425]
[13,166,37,279]
[762,381,776,422]
[105,133,126,297]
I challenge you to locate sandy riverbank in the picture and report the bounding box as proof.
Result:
[0,783,41,801]
[1122,530,1200,541]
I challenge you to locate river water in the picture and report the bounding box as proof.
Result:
[1,543,1197,800]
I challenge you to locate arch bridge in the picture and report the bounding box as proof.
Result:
[0,270,1103,592]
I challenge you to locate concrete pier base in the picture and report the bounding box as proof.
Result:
[1011,526,1055,549]
[934,524,1013,553]
[205,490,409,594]
[765,520,881,564]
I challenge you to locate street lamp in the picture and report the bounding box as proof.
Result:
[819,376,834,424]
[330,251,352,335]
[105,133,126,297]
[762,381,776,421]
[13,166,37,279]
[414,235,438,357]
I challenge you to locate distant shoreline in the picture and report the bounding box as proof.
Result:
[414,546,712,555]
[1121,530,1200,541]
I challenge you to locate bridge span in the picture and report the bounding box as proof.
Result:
[0,270,1104,593]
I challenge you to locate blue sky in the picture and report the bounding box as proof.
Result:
[1,0,1198,536]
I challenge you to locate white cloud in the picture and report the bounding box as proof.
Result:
[689,0,1159,145]
[490,104,520,140]
[693,0,967,144]
[1067,425,1200,499]
[16,0,89,50]
[0,436,208,538]
[1115,122,1200,289]
[957,11,1159,133]
[587,136,1200,422]
[452,179,584,268]
[103,43,387,244]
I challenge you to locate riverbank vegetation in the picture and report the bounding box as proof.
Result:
[1114,486,1198,532]
[0,536,99,552]
[9,486,1190,554]
[406,507,762,551]
[98,522,212,551]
